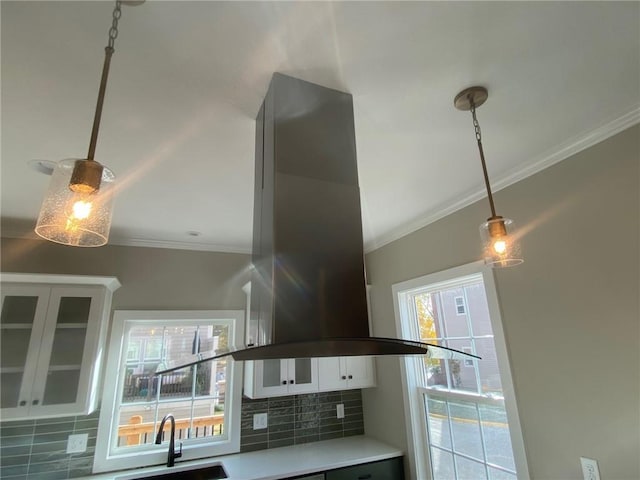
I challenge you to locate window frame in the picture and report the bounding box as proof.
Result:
[392,261,529,480]
[93,310,244,474]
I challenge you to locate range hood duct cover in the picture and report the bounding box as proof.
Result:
[250,73,370,348]
[156,74,478,374]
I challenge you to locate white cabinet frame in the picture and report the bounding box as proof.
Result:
[0,273,120,420]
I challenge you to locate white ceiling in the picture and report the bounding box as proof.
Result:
[2,1,638,253]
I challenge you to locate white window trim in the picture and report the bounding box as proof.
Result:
[93,310,244,474]
[392,261,529,480]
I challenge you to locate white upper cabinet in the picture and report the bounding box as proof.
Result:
[0,273,120,420]
[317,356,376,391]
[244,358,319,398]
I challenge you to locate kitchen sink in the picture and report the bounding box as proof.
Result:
[125,465,227,480]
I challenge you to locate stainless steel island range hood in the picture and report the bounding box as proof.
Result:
[157,74,478,374]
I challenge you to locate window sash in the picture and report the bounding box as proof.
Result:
[93,310,243,474]
[392,261,529,480]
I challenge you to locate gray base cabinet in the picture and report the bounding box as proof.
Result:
[287,457,404,480]
[325,457,404,480]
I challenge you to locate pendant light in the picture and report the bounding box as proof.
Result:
[35,1,142,247]
[454,86,523,267]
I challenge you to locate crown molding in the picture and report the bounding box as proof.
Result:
[364,105,640,253]
[109,236,252,254]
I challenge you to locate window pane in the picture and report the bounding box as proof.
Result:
[430,447,455,480]
[438,289,470,338]
[475,338,503,395]
[449,401,483,460]
[159,366,194,401]
[466,283,493,336]
[191,399,225,439]
[488,466,517,480]
[455,455,488,480]
[446,339,478,393]
[479,404,515,472]
[117,404,158,447]
[426,398,451,449]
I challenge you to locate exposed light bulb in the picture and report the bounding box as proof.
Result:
[492,239,507,255]
[72,200,92,220]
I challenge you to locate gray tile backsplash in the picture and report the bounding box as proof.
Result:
[0,411,98,480]
[0,390,364,478]
[240,390,364,453]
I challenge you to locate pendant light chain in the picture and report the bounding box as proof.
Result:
[469,99,497,218]
[108,1,123,50]
[87,0,123,162]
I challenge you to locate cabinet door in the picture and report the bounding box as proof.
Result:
[344,357,375,389]
[29,286,105,417]
[325,457,404,480]
[254,359,290,397]
[287,358,318,394]
[0,285,51,417]
[317,357,347,391]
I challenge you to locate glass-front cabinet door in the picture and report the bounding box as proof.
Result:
[253,358,318,397]
[288,358,318,394]
[0,275,119,421]
[0,285,50,414]
[30,286,104,416]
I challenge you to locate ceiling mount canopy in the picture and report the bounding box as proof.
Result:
[34,0,143,247]
[455,86,524,268]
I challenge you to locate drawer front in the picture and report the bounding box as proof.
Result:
[325,457,404,480]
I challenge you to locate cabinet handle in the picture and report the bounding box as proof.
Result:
[32,399,39,405]
[348,375,353,379]
[282,380,287,385]
[289,380,294,384]
[19,400,26,406]
[341,376,347,380]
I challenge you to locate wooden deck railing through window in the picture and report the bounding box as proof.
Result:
[117,414,225,446]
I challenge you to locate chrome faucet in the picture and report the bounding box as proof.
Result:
[155,413,182,467]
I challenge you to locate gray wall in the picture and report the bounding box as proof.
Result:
[1,241,251,311]
[362,124,639,479]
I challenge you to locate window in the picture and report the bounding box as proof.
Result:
[393,262,528,480]
[94,310,244,473]
[454,296,466,315]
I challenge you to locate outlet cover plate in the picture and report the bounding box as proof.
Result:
[253,412,268,430]
[580,457,601,480]
[336,403,345,419]
[66,433,88,453]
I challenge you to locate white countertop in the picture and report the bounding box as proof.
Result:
[83,435,403,480]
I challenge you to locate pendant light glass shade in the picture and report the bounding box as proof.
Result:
[479,216,523,267]
[35,159,115,247]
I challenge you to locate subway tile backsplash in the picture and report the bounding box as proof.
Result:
[0,390,364,479]
[0,411,98,480]
[240,390,364,453]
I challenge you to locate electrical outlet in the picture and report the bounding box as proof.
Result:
[580,457,601,480]
[66,433,88,454]
[253,412,268,430]
[336,403,345,419]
